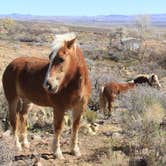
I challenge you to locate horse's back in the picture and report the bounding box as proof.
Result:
[103,82,135,97]
[8,56,48,70]
[2,57,49,103]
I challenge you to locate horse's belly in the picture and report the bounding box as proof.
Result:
[17,84,51,106]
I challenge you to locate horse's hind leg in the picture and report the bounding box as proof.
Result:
[19,100,33,149]
[8,98,22,150]
[107,101,112,117]
[107,97,114,118]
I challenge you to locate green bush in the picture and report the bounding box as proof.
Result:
[84,109,98,123]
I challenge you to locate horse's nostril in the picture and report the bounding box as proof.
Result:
[48,85,52,91]
[46,81,52,91]
[44,81,59,93]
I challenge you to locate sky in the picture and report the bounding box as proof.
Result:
[0,0,166,16]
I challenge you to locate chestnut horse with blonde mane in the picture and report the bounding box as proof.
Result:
[100,74,161,117]
[2,33,91,159]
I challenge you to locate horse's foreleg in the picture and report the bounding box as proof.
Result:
[52,108,65,159]
[99,91,106,113]
[19,101,33,149]
[71,103,85,156]
[108,99,113,118]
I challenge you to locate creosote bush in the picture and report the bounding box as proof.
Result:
[117,86,166,165]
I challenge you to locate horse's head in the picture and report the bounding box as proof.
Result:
[43,33,77,93]
[149,74,161,89]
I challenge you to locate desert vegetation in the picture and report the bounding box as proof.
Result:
[118,86,166,165]
[0,18,166,165]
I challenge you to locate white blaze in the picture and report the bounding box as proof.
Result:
[43,32,77,90]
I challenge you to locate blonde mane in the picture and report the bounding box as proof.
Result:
[52,32,76,50]
[49,32,77,61]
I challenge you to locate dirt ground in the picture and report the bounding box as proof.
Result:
[0,30,165,165]
[11,118,127,166]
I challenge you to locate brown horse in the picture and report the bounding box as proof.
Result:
[2,33,91,159]
[99,74,161,116]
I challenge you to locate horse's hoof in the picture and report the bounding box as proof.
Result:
[71,149,81,157]
[23,141,30,149]
[16,143,22,151]
[53,149,64,159]
[54,152,64,160]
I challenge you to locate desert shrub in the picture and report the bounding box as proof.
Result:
[18,35,41,43]
[27,107,53,133]
[0,20,69,43]
[83,109,98,123]
[134,15,151,40]
[117,86,166,165]
[0,18,16,32]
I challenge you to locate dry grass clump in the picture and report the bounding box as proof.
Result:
[144,103,165,124]
[117,86,166,165]
[83,109,98,123]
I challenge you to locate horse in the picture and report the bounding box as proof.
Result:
[99,74,161,117]
[2,32,91,159]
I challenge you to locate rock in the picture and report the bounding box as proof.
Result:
[112,132,123,139]
[103,131,113,137]
[13,160,26,166]
[34,158,47,166]
[80,123,99,135]
[90,123,99,132]
[2,130,11,137]
[95,120,105,125]
[31,135,42,141]
[129,156,148,166]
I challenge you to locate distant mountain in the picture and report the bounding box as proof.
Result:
[0,13,166,26]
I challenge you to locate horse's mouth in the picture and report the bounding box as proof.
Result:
[52,88,59,94]
[47,87,59,94]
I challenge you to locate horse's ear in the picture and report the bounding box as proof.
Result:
[65,38,76,49]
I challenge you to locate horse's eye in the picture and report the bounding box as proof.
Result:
[49,50,55,60]
[54,56,64,64]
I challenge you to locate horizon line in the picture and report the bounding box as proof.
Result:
[0,12,166,17]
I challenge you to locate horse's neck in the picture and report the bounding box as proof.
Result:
[64,47,88,89]
[128,82,135,87]
[120,83,134,91]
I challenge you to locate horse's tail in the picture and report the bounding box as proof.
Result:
[99,86,107,114]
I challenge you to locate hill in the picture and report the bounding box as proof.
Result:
[1,13,166,26]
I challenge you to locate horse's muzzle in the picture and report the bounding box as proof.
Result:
[43,81,59,94]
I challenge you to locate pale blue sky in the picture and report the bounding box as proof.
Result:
[0,0,166,16]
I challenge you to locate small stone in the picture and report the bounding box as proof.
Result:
[112,132,123,139]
